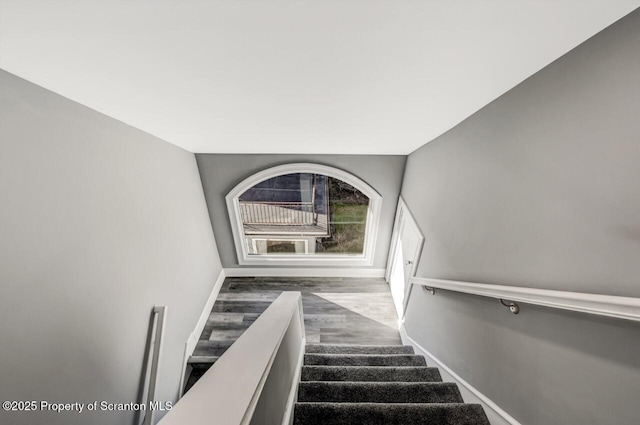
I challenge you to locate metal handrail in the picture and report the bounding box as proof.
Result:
[410,277,640,322]
[142,306,167,425]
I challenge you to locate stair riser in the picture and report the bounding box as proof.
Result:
[298,382,463,403]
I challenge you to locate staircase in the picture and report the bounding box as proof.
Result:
[294,344,490,425]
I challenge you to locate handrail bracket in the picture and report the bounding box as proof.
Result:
[499,299,520,314]
[422,286,436,295]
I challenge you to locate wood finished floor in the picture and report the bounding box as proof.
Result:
[184,277,402,392]
[191,277,402,361]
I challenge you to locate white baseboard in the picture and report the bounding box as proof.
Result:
[223,267,386,278]
[281,338,306,425]
[189,269,227,355]
[178,268,226,397]
[399,324,521,425]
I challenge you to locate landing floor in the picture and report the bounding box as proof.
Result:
[193,276,402,360]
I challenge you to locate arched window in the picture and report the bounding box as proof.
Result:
[226,163,381,266]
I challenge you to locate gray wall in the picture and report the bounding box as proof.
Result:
[401,9,640,425]
[0,70,223,425]
[196,154,406,269]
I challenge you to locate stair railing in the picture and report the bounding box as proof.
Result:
[141,306,167,425]
[159,291,305,425]
[410,277,640,322]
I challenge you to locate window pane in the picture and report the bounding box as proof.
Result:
[239,173,368,256]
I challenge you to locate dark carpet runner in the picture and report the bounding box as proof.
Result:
[294,344,490,425]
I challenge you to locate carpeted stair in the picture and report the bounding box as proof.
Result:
[294,344,490,425]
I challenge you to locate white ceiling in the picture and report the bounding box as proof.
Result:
[1,1,638,154]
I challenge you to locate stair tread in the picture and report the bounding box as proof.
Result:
[296,402,481,407]
[301,365,442,382]
[306,353,419,356]
[304,353,427,366]
[294,402,490,425]
[306,344,414,354]
[298,381,463,403]
[187,355,220,364]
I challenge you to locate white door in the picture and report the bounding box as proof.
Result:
[387,199,424,319]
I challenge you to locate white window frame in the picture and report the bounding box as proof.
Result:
[226,163,382,267]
